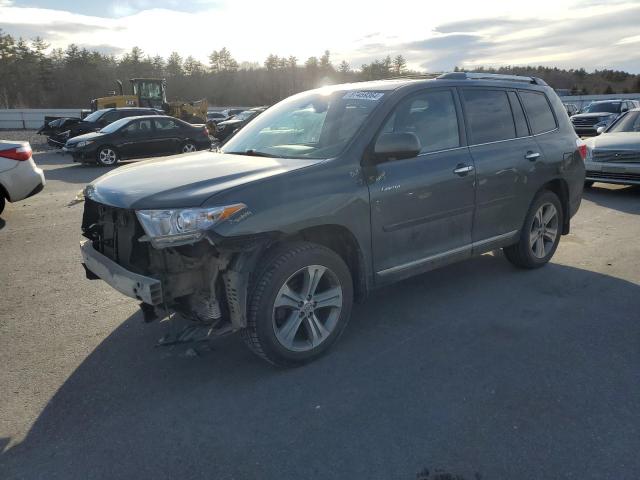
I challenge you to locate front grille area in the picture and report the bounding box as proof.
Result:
[572,117,599,127]
[82,198,149,274]
[593,150,640,163]
[586,170,640,182]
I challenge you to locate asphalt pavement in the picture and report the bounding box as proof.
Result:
[1,151,639,480]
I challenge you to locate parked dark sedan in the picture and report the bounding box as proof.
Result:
[48,107,162,148]
[63,115,212,166]
[214,107,266,142]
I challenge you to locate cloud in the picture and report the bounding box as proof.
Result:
[0,0,639,73]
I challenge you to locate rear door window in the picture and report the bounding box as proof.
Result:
[462,89,515,144]
[154,118,180,131]
[519,91,557,134]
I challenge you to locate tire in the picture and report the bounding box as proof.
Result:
[503,190,564,269]
[181,141,197,153]
[96,146,119,167]
[584,180,594,188]
[241,241,354,366]
[0,195,5,216]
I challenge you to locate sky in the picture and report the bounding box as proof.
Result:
[0,0,639,72]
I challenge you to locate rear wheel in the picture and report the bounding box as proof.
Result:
[0,195,5,215]
[96,146,118,167]
[241,242,353,366]
[503,190,563,269]
[181,141,197,153]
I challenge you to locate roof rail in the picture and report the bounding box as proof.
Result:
[437,72,548,86]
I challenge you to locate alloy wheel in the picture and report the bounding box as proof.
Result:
[182,143,196,153]
[99,148,117,165]
[272,265,343,352]
[529,203,559,259]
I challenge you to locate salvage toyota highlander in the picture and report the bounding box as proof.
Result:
[81,73,586,366]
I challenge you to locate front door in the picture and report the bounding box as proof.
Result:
[368,88,476,281]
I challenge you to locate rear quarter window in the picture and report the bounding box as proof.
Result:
[519,91,557,135]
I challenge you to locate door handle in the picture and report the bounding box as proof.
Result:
[525,151,540,161]
[453,164,474,176]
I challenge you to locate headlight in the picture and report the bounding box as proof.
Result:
[136,204,246,248]
[76,140,93,148]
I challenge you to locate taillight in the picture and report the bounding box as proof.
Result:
[203,126,209,136]
[0,144,32,161]
[576,138,587,161]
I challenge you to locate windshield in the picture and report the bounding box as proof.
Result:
[99,117,130,134]
[583,102,621,114]
[608,111,640,133]
[83,110,107,123]
[222,88,385,159]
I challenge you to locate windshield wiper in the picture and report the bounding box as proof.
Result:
[225,149,282,158]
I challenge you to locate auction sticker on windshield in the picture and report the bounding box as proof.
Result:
[342,91,385,101]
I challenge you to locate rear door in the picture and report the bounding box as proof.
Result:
[461,88,542,244]
[152,118,182,154]
[118,118,157,158]
[368,88,476,280]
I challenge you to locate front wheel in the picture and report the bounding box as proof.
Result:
[241,242,353,366]
[503,190,563,269]
[96,146,118,167]
[0,195,5,215]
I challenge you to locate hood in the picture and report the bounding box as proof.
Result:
[572,112,616,119]
[85,151,321,209]
[585,132,640,150]
[66,131,105,145]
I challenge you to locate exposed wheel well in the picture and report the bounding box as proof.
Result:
[275,225,368,302]
[540,179,570,234]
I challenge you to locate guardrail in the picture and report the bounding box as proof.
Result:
[0,109,85,130]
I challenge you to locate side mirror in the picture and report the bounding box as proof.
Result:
[596,126,606,135]
[371,133,421,163]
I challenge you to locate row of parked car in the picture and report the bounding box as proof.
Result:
[561,99,640,187]
[39,106,268,166]
[565,99,640,136]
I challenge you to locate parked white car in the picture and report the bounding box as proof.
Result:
[0,141,45,215]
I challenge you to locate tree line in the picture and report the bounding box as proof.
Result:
[0,29,639,110]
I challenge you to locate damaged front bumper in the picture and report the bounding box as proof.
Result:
[80,238,163,305]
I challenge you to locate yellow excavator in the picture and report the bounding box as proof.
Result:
[91,78,208,124]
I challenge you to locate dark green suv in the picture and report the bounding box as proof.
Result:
[80,73,586,366]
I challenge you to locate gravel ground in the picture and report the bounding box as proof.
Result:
[0,129,54,152]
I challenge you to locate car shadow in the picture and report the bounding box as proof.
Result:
[2,253,639,479]
[583,183,640,215]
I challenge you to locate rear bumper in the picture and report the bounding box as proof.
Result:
[1,158,45,202]
[585,161,640,185]
[80,239,163,305]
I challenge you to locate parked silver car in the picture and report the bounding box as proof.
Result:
[0,141,45,214]
[584,108,640,186]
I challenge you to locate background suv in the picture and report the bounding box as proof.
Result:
[570,100,637,136]
[80,73,585,365]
